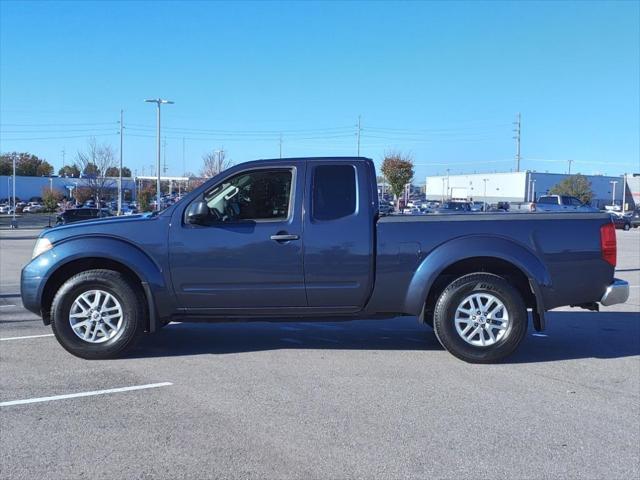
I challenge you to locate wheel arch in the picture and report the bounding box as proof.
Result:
[37,237,167,332]
[404,236,551,330]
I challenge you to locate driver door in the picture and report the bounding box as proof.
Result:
[169,163,307,313]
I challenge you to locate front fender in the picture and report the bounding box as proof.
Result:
[404,235,552,318]
[22,236,170,331]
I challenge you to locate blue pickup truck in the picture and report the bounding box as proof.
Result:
[21,157,629,362]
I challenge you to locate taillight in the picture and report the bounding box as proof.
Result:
[600,222,617,267]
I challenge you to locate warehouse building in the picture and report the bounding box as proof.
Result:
[424,171,636,210]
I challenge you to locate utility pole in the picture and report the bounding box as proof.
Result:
[567,159,574,175]
[513,113,521,172]
[182,137,186,176]
[356,115,361,157]
[118,109,124,215]
[61,148,66,172]
[145,98,174,211]
[610,180,618,207]
[622,173,627,212]
[279,133,283,159]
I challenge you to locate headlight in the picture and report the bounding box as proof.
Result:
[32,238,53,259]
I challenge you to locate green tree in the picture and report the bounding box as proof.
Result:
[83,162,100,177]
[0,156,11,175]
[0,152,53,176]
[104,166,132,177]
[548,174,594,204]
[42,187,62,212]
[380,152,414,210]
[59,165,81,177]
[138,185,156,212]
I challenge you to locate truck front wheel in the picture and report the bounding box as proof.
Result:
[433,273,527,363]
[50,269,144,359]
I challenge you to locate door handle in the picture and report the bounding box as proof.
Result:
[270,233,300,242]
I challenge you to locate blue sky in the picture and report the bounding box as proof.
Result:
[1,0,638,181]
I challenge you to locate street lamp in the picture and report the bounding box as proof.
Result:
[11,154,17,228]
[482,178,489,211]
[145,98,174,211]
[531,179,536,203]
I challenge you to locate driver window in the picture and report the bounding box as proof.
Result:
[204,169,292,222]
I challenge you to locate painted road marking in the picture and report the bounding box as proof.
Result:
[0,382,173,407]
[0,305,16,308]
[0,334,54,341]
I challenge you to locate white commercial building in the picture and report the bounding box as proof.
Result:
[425,171,634,209]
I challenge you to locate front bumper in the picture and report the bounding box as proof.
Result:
[600,279,630,306]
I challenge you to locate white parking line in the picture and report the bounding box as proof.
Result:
[0,305,16,308]
[0,334,54,341]
[0,382,173,407]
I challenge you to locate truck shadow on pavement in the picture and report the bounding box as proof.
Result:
[130,311,640,363]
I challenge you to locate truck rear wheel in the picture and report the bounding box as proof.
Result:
[50,269,144,359]
[433,273,527,363]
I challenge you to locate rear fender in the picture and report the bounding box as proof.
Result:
[405,235,551,327]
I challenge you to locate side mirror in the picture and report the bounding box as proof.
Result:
[186,201,210,225]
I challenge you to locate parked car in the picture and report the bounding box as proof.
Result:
[434,201,472,214]
[536,195,599,212]
[610,214,632,231]
[55,208,113,226]
[23,203,44,213]
[378,204,393,216]
[470,201,486,212]
[629,209,640,228]
[21,157,628,363]
[0,205,15,214]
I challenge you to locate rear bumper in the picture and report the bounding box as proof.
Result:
[600,279,630,306]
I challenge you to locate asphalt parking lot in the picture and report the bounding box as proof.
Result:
[1,229,638,480]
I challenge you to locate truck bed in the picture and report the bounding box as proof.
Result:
[368,212,613,316]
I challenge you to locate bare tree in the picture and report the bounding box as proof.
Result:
[74,138,117,202]
[200,149,233,178]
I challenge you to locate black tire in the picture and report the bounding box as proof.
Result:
[433,273,528,363]
[623,223,630,231]
[50,269,144,359]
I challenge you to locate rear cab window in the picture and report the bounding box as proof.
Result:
[312,165,356,221]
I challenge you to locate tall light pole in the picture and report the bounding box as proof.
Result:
[622,173,627,212]
[610,180,618,208]
[482,178,489,211]
[531,179,536,203]
[11,154,17,228]
[118,109,124,215]
[145,98,174,211]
